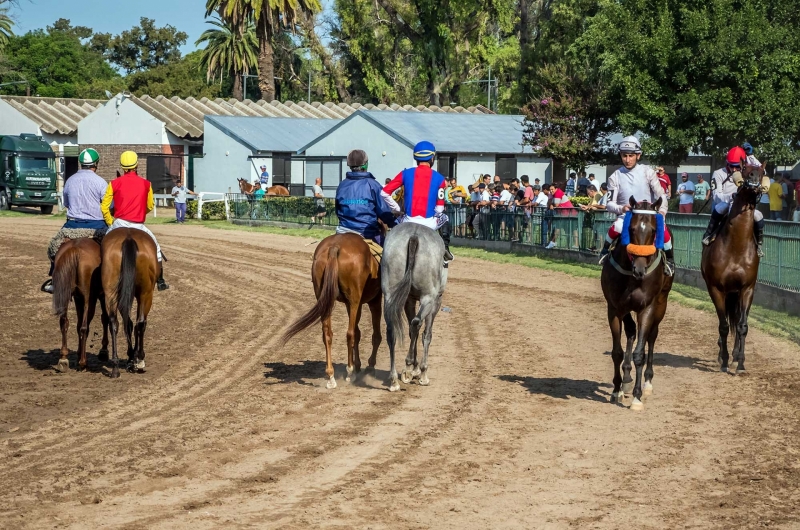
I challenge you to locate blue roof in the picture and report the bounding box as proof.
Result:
[206,115,340,152]
[298,110,533,154]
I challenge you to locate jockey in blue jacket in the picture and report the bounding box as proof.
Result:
[335,149,397,250]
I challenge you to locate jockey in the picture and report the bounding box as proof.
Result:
[599,136,674,276]
[335,149,397,257]
[41,148,108,294]
[702,145,767,256]
[100,151,169,291]
[381,141,454,264]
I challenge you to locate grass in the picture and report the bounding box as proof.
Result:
[451,245,800,345]
[0,210,41,218]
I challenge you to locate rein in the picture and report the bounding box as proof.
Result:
[608,249,664,277]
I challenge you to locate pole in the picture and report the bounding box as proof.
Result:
[243,74,247,100]
[308,71,311,103]
[487,66,491,110]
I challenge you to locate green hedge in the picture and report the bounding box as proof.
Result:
[185,199,226,220]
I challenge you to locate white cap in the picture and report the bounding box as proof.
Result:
[618,135,642,154]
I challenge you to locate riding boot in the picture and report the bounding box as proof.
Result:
[664,248,675,277]
[598,240,612,265]
[702,208,725,246]
[157,263,169,291]
[439,221,455,263]
[754,218,765,258]
[41,260,55,294]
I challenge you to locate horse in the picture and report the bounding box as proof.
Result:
[700,162,765,374]
[101,229,159,378]
[282,232,383,389]
[51,238,109,372]
[601,197,673,410]
[382,222,448,392]
[236,178,289,196]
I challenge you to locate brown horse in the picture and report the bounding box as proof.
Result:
[101,229,159,378]
[701,163,764,374]
[282,233,382,389]
[51,238,109,372]
[601,197,674,410]
[236,178,289,196]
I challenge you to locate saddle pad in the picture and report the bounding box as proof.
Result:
[48,228,107,260]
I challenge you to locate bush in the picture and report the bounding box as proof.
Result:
[186,200,198,218]
[200,200,226,220]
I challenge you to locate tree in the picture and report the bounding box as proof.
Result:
[0,20,122,98]
[95,17,188,74]
[127,50,225,99]
[196,16,258,101]
[205,0,322,102]
[0,0,13,53]
[573,0,800,164]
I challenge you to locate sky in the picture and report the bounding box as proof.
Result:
[8,0,335,55]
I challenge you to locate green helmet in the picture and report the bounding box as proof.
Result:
[78,148,100,166]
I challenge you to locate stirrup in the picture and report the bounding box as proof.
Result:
[41,279,53,294]
[157,279,169,291]
[757,245,764,258]
[702,234,713,246]
[664,260,675,277]
[598,252,609,266]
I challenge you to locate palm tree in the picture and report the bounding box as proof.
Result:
[205,0,322,102]
[0,1,14,53]
[196,16,259,101]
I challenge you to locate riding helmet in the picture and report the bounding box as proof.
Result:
[726,146,747,166]
[120,151,139,170]
[413,141,436,162]
[78,148,100,166]
[617,136,642,154]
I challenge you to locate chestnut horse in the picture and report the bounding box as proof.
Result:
[282,233,382,389]
[236,178,289,196]
[701,163,764,374]
[101,229,159,378]
[51,238,109,372]
[601,197,674,410]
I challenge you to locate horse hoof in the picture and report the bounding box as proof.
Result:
[97,349,109,362]
[110,367,120,379]
[720,366,728,373]
[736,367,746,375]
[401,371,413,384]
[621,381,634,395]
[326,376,337,389]
[412,367,422,377]
[630,398,644,411]
[77,364,87,372]
[388,380,400,392]
[418,374,430,386]
[643,382,653,396]
[610,391,625,403]
[55,359,70,373]
[364,366,375,374]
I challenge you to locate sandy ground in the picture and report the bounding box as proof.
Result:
[1,216,799,529]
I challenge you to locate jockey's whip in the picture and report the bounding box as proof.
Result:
[696,198,711,215]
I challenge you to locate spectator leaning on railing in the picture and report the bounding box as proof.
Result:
[677,172,695,213]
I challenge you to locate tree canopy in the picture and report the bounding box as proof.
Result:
[92,17,188,74]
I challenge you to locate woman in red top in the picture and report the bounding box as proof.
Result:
[656,167,671,198]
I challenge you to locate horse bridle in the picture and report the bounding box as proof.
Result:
[609,209,664,277]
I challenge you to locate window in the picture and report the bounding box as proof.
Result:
[495,155,517,183]
[437,153,456,180]
[16,157,54,171]
[144,154,183,194]
[305,158,343,197]
[272,152,292,188]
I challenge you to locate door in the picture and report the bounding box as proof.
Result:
[144,154,183,194]
[437,153,456,180]
[272,152,292,190]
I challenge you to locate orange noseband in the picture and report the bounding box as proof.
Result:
[626,243,657,257]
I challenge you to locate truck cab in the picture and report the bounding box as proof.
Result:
[0,133,59,214]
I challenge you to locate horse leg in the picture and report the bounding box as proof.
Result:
[608,308,625,403]
[643,323,658,396]
[621,313,636,394]
[386,320,400,392]
[344,302,362,382]
[98,296,109,362]
[322,314,336,389]
[77,291,96,371]
[401,299,419,384]
[630,310,653,411]
[417,296,442,387]
[124,315,136,373]
[57,298,71,373]
[734,286,755,374]
[365,297,381,373]
[708,287,730,372]
[133,291,151,372]
[108,310,121,379]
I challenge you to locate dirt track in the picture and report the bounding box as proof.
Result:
[1,216,799,529]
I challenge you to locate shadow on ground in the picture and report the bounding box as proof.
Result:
[264,360,390,389]
[20,349,106,373]
[602,350,718,372]
[496,375,612,402]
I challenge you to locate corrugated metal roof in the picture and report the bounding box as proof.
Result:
[206,115,341,152]
[299,110,532,155]
[128,95,493,140]
[0,95,105,136]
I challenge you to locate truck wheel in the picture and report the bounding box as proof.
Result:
[40,205,54,215]
[0,190,10,211]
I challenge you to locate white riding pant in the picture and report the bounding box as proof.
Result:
[106,219,162,262]
[397,213,448,230]
[607,215,672,250]
[714,199,763,221]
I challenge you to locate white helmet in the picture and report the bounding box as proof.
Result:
[618,135,642,154]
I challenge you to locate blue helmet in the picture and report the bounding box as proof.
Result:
[742,142,754,155]
[413,141,436,162]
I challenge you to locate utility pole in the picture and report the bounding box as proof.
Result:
[487,67,491,110]
[241,74,258,101]
[308,70,311,103]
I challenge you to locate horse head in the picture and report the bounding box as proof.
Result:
[737,159,767,206]
[625,196,663,280]
[237,178,248,194]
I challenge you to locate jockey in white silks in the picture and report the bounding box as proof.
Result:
[380,140,454,265]
[701,145,769,257]
[599,136,674,276]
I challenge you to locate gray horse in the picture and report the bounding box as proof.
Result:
[382,222,448,392]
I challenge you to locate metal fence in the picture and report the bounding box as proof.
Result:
[225,195,800,293]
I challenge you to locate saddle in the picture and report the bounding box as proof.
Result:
[365,239,383,264]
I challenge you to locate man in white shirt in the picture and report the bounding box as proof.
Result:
[534,185,549,209]
[171,179,196,224]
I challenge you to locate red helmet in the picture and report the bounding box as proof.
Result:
[726,146,747,166]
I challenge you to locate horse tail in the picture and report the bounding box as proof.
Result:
[282,245,340,344]
[385,235,419,343]
[725,292,739,330]
[116,236,139,322]
[52,245,80,317]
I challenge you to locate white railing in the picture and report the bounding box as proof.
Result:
[151,192,229,220]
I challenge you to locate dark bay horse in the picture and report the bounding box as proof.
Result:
[282,233,383,389]
[52,238,109,372]
[601,197,673,410]
[382,222,448,392]
[101,229,159,378]
[701,163,764,374]
[236,178,289,196]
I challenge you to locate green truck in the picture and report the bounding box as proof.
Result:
[1,133,59,214]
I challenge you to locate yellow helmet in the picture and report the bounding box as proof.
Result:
[120,151,138,170]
